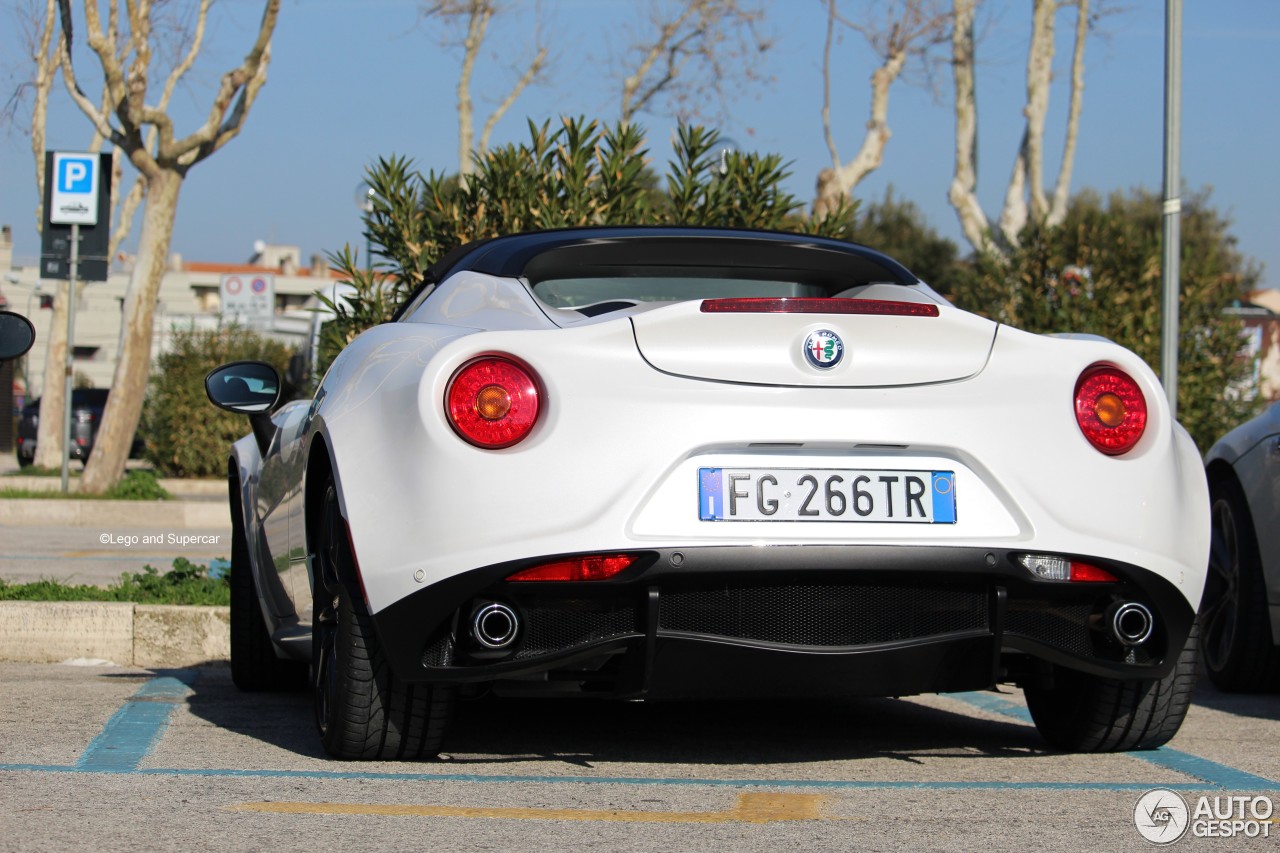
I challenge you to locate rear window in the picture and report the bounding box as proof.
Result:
[531,276,826,309]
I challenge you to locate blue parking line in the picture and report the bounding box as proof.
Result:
[3,677,1273,792]
[949,691,1279,791]
[0,764,1263,791]
[75,674,194,772]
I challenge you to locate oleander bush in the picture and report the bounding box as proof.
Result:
[319,117,853,375]
[141,326,297,478]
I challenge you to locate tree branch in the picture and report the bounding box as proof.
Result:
[478,43,547,155]
[164,0,280,169]
[456,0,493,175]
[947,0,994,253]
[1047,0,1088,226]
[821,0,840,170]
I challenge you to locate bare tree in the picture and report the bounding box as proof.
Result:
[6,0,146,469]
[54,0,280,493]
[420,0,549,177]
[813,0,951,219]
[948,0,1092,253]
[615,0,771,125]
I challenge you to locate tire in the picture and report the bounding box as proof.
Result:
[16,452,32,468]
[1025,622,1199,752]
[1200,478,1280,692]
[229,497,308,692]
[312,477,454,760]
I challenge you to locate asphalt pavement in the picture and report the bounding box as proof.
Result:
[0,661,1277,851]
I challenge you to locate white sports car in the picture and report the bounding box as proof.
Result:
[205,226,1208,760]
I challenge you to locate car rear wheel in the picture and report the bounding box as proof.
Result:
[312,476,454,760]
[1200,479,1280,692]
[229,501,308,692]
[1024,622,1198,752]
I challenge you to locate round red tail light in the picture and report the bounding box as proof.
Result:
[446,357,540,448]
[1074,364,1147,456]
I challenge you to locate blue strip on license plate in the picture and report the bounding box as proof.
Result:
[699,467,957,523]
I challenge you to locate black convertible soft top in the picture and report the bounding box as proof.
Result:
[398,226,921,319]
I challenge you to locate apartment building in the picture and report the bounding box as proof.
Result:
[1,225,339,399]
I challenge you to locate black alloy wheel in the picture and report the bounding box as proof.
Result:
[310,474,456,759]
[1200,480,1280,692]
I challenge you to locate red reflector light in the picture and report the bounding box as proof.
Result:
[1069,562,1117,582]
[1074,364,1147,456]
[507,554,636,582]
[700,298,939,317]
[446,357,541,449]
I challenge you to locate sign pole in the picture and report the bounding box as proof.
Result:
[61,223,79,493]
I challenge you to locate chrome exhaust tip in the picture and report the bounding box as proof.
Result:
[471,602,519,649]
[1109,601,1154,646]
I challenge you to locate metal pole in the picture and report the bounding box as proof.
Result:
[61,223,79,493]
[1160,0,1183,416]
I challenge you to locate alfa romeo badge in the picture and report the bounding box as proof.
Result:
[803,329,844,369]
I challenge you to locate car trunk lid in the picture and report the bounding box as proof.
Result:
[630,295,997,386]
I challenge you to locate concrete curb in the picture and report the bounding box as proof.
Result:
[0,601,229,667]
[0,499,229,527]
[1,476,225,497]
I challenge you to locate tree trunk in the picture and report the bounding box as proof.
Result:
[1046,0,1088,228]
[31,285,68,468]
[79,170,182,494]
[947,0,993,254]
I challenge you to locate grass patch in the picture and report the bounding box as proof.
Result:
[0,558,230,606]
[0,470,170,500]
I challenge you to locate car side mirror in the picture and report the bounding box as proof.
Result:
[205,361,282,454]
[205,361,282,413]
[0,310,36,362]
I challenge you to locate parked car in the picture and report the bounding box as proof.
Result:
[206,226,1209,760]
[1202,401,1280,691]
[15,388,144,467]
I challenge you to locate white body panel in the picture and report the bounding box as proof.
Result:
[297,294,1207,618]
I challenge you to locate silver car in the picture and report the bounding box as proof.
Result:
[1203,401,1280,691]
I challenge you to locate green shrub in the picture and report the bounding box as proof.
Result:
[104,469,170,500]
[948,187,1260,452]
[0,469,170,500]
[0,558,230,606]
[318,117,853,374]
[141,326,297,478]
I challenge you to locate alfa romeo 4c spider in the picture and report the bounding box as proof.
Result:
[205,227,1208,760]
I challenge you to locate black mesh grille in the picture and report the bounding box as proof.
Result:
[514,602,637,660]
[1005,601,1095,658]
[422,633,455,668]
[658,584,987,647]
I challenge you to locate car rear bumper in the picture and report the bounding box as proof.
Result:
[371,544,1196,696]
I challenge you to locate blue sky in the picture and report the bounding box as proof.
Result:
[2,0,1277,291]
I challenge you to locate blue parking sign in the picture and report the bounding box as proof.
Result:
[49,151,100,225]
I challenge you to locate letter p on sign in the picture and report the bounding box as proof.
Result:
[59,158,92,192]
[49,151,100,225]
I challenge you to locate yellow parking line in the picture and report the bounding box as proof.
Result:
[232,792,831,824]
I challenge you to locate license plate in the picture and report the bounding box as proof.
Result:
[699,467,956,523]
